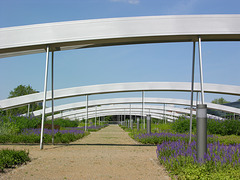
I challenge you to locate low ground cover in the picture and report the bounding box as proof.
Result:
[0,115,107,144]
[121,117,240,179]
[0,149,30,172]
[157,140,240,179]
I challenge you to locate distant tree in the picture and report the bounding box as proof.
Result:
[7,85,41,116]
[211,97,230,104]
[8,85,38,98]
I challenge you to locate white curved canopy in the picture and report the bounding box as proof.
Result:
[69,111,177,122]
[68,110,176,122]
[50,104,190,119]
[0,14,240,58]
[1,82,240,110]
[51,104,223,120]
[31,97,240,116]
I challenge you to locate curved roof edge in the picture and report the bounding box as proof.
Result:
[1,14,240,58]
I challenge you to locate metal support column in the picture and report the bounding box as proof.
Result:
[146,115,151,134]
[142,91,145,129]
[137,117,140,131]
[189,41,196,143]
[85,95,88,131]
[40,46,50,150]
[129,104,131,129]
[198,37,205,104]
[95,106,97,127]
[164,104,166,124]
[124,109,126,126]
[51,51,54,145]
[197,104,207,162]
[27,104,30,117]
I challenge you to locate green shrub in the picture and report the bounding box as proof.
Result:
[0,115,41,134]
[172,116,196,133]
[45,118,79,128]
[0,149,30,171]
[172,117,240,136]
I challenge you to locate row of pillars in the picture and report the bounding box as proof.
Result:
[39,37,208,162]
[121,104,207,162]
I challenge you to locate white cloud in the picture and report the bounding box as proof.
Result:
[110,0,140,5]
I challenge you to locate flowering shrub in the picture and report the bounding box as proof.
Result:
[156,140,240,179]
[21,128,85,135]
[134,132,216,145]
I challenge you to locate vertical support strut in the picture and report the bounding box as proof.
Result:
[130,104,131,124]
[197,104,207,162]
[40,46,50,150]
[27,104,30,117]
[51,51,54,145]
[95,106,97,127]
[189,41,196,143]
[146,115,151,134]
[164,104,166,124]
[142,91,145,129]
[85,95,88,131]
[137,117,140,131]
[198,37,205,104]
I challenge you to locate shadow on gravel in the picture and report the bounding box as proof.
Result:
[65,143,156,147]
[0,143,155,147]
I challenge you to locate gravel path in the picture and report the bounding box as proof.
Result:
[0,125,170,180]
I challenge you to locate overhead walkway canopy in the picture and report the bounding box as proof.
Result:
[1,14,240,58]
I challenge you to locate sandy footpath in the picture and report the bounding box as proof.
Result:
[0,125,170,180]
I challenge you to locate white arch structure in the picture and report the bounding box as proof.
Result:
[51,104,223,122]
[1,14,240,58]
[1,14,240,149]
[32,97,238,117]
[1,82,240,110]
[49,104,191,119]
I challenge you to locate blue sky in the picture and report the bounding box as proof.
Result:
[0,0,240,106]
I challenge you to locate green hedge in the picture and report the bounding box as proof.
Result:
[172,117,240,136]
[0,149,30,171]
[0,132,89,144]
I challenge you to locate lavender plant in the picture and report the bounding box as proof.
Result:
[156,140,240,179]
[134,132,216,145]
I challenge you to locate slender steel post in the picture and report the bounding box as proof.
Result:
[27,104,30,117]
[124,109,126,126]
[164,104,166,124]
[142,91,145,129]
[146,115,151,134]
[197,104,207,163]
[189,41,196,144]
[137,117,140,131]
[198,37,205,104]
[95,106,97,127]
[130,104,131,128]
[51,51,54,145]
[40,46,50,150]
[85,95,88,131]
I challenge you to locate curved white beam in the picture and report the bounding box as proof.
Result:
[1,14,240,58]
[48,104,223,120]
[1,82,240,110]
[70,111,176,122]
[31,97,239,116]
[50,104,190,119]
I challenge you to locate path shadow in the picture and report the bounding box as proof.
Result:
[65,143,156,147]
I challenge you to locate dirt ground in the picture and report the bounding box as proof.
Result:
[0,125,171,180]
